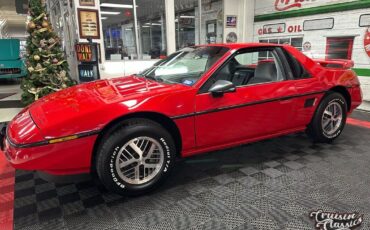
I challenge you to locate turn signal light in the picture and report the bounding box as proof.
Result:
[48,135,78,144]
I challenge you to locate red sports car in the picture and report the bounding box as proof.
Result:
[0,44,363,195]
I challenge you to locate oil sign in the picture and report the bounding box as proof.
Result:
[365,28,370,58]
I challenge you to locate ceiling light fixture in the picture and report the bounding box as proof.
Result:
[101,17,108,20]
[100,3,134,8]
[100,11,121,15]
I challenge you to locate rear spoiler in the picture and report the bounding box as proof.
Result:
[314,59,354,69]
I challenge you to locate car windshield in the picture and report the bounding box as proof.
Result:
[137,46,229,86]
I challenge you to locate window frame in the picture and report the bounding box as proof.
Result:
[303,18,334,31]
[280,47,311,80]
[359,14,370,27]
[325,37,354,60]
[259,37,304,55]
[198,46,292,94]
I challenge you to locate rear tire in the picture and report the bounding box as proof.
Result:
[307,92,347,143]
[96,119,176,196]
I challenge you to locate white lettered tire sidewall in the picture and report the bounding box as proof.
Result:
[96,119,176,196]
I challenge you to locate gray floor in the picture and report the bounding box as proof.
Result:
[10,112,370,230]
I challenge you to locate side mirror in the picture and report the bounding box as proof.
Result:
[208,80,236,97]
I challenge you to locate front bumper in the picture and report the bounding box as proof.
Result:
[0,72,26,79]
[1,121,98,176]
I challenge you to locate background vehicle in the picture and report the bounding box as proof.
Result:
[0,39,27,79]
[0,44,362,195]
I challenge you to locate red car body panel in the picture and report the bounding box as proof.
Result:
[1,43,363,176]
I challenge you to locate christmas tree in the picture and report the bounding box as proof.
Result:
[21,0,75,105]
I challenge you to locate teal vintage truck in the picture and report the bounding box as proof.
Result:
[0,39,27,79]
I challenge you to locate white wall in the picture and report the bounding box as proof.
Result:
[101,60,158,79]
[253,8,370,70]
[223,0,255,43]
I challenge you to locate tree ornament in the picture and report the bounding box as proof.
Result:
[62,84,67,89]
[60,70,66,77]
[48,38,55,44]
[40,39,47,48]
[35,63,43,70]
[52,58,58,64]
[33,55,40,61]
[42,20,49,28]
[28,21,36,30]
[28,67,35,72]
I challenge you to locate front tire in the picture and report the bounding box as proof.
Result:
[307,92,347,143]
[96,119,176,196]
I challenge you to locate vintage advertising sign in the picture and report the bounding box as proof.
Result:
[365,28,370,58]
[259,23,286,35]
[226,16,237,28]
[79,0,95,6]
[77,8,100,39]
[255,0,358,15]
[257,23,303,35]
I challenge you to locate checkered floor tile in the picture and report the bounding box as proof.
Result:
[6,111,370,230]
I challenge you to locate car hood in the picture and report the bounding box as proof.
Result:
[28,75,189,138]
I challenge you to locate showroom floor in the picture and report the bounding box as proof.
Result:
[0,110,369,230]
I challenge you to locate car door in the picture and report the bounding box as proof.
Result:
[194,47,299,148]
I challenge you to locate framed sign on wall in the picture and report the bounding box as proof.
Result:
[79,0,95,7]
[226,16,237,28]
[77,8,100,39]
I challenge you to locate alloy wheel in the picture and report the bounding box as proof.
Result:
[321,101,343,136]
[115,137,164,185]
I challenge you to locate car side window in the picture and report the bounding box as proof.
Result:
[283,49,311,79]
[200,48,285,92]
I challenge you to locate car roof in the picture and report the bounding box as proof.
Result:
[196,43,285,50]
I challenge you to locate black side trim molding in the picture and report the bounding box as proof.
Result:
[172,90,327,120]
[6,129,101,149]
